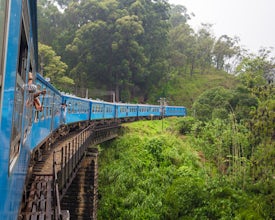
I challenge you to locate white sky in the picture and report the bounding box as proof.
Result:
[169,0,275,56]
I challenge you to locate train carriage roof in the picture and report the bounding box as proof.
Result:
[36,73,62,95]
[62,93,91,103]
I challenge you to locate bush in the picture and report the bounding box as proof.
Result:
[176,116,197,134]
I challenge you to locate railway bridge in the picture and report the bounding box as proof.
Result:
[19,122,121,220]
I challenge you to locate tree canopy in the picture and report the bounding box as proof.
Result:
[37,0,252,103]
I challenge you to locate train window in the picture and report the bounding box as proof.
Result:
[49,106,52,117]
[46,91,50,117]
[41,108,45,120]
[68,102,72,113]
[45,106,48,118]
[69,101,73,113]
[34,110,39,122]
[9,17,31,173]
[10,84,24,165]
[0,0,8,90]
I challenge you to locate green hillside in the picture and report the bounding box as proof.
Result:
[98,118,274,219]
[96,56,274,219]
[163,69,238,108]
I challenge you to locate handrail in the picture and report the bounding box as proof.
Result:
[51,124,120,218]
[53,150,62,219]
[53,125,93,199]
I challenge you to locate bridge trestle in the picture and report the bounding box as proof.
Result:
[20,123,120,220]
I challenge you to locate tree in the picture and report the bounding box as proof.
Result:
[37,0,63,46]
[38,43,74,92]
[196,24,215,74]
[213,35,240,71]
[236,49,275,88]
[192,86,233,121]
[169,4,192,28]
[168,23,197,75]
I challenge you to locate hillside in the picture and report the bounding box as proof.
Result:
[163,70,239,108]
[98,118,203,219]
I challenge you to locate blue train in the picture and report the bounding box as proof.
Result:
[0,0,186,219]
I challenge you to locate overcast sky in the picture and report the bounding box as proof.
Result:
[168,0,275,56]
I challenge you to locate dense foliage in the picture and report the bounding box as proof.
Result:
[97,49,274,219]
[98,114,274,219]
[37,0,246,104]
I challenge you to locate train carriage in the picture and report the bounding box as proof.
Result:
[127,103,138,118]
[62,94,90,124]
[90,99,105,120]
[30,74,62,149]
[103,101,116,119]
[165,106,187,117]
[0,0,40,218]
[90,100,117,121]
[137,104,161,118]
[149,104,162,118]
[115,103,129,119]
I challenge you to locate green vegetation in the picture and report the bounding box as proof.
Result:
[151,69,238,108]
[98,119,203,219]
[37,1,275,218]
[98,116,274,219]
[37,0,249,104]
[97,52,274,219]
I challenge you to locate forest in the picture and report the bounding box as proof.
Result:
[37,0,275,104]
[37,0,274,219]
